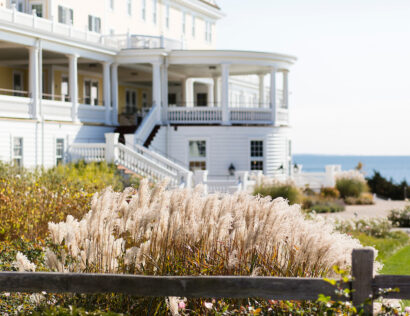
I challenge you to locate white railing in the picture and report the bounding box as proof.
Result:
[168,107,222,123]
[134,104,160,145]
[104,34,183,50]
[206,179,241,194]
[42,100,72,121]
[230,108,272,123]
[69,143,106,163]
[0,95,31,119]
[117,143,180,187]
[78,104,107,124]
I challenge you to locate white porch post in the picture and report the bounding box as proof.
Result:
[103,61,112,125]
[185,78,194,107]
[213,76,219,106]
[181,78,187,106]
[270,68,277,125]
[111,63,119,125]
[258,73,265,108]
[28,45,40,120]
[151,62,162,121]
[207,81,214,107]
[68,54,79,122]
[104,133,119,163]
[221,63,230,124]
[161,63,169,122]
[283,70,289,109]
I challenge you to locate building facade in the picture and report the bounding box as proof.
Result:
[0,0,296,180]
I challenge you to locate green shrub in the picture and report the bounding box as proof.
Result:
[254,183,303,205]
[320,187,340,199]
[308,200,345,213]
[388,207,410,227]
[344,193,374,205]
[336,178,368,198]
[367,171,409,200]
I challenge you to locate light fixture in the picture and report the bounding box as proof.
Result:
[228,163,236,176]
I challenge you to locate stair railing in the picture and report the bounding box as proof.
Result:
[134,103,160,145]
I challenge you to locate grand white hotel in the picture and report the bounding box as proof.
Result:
[0,0,296,188]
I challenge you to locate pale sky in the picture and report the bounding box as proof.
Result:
[216,0,410,156]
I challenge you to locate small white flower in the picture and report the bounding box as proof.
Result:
[204,302,213,309]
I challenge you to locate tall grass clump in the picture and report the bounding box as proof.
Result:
[47,179,365,278]
[0,161,126,241]
[335,170,369,199]
[253,180,303,205]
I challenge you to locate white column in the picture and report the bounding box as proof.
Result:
[283,70,289,109]
[181,78,187,106]
[152,62,162,119]
[270,68,277,125]
[207,82,214,107]
[213,76,219,106]
[258,73,265,108]
[28,45,40,120]
[221,63,230,124]
[111,63,119,125]
[104,133,119,163]
[185,78,194,107]
[161,64,168,122]
[67,54,79,122]
[103,61,112,125]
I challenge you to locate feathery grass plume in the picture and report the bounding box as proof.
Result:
[46,179,370,277]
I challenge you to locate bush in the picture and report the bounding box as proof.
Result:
[320,187,340,199]
[388,207,410,227]
[367,171,409,200]
[344,193,374,205]
[336,178,368,199]
[308,200,345,213]
[254,182,303,205]
[334,218,393,238]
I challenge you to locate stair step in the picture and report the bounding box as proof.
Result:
[144,125,161,148]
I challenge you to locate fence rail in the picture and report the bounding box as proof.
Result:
[0,249,408,314]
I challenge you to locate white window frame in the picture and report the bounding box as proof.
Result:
[11,0,25,12]
[187,138,209,171]
[192,15,196,37]
[249,139,265,172]
[109,0,114,10]
[152,0,157,23]
[55,137,65,165]
[11,136,23,167]
[88,15,101,33]
[125,89,137,114]
[142,0,146,20]
[127,0,132,16]
[30,2,43,17]
[83,79,100,106]
[61,75,69,101]
[182,12,186,34]
[165,4,170,28]
[58,5,73,25]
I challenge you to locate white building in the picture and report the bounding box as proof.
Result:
[0,0,296,187]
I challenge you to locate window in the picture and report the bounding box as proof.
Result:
[196,93,207,106]
[88,15,101,33]
[12,71,23,96]
[152,0,157,23]
[165,5,170,28]
[168,93,177,105]
[56,138,64,165]
[142,92,148,108]
[109,0,114,10]
[250,140,264,171]
[84,80,99,105]
[182,12,186,34]
[125,90,137,114]
[61,76,69,101]
[189,140,206,171]
[12,137,23,167]
[58,6,73,25]
[192,16,196,37]
[205,21,209,41]
[31,4,43,17]
[205,21,212,42]
[142,0,146,20]
[11,0,24,12]
[127,0,132,16]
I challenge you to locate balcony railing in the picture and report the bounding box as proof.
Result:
[103,34,183,50]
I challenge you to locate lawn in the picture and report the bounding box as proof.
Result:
[381,244,410,275]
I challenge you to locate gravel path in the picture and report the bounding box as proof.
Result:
[320,199,408,220]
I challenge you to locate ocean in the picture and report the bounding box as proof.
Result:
[293,154,410,184]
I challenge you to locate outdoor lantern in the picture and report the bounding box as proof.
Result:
[228,163,236,176]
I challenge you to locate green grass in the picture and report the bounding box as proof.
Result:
[381,245,410,275]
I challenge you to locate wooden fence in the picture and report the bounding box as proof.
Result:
[0,249,409,315]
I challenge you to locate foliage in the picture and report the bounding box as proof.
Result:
[344,192,374,205]
[381,245,410,275]
[334,218,393,238]
[253,182,303,205]
[388,207,410,227]
[0,162,132,241]
[336,178,368,199]
[320,186,340,199]
[367,171,409,200]
[308,200,345,213]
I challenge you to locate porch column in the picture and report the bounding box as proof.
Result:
[221,63,230,124]
[28,45,40,120]
[258,73,265,108]
[213,76,219,106]
[207,81,214,107]
[185,78,194,107]
[181,78,187,106]
[67,54,79,122]
[152,61,162,121]
[283,70,289,109]
[161,64,168,122]
[270,67,277,125]
[111,63,119,125]
[103,61,112,125]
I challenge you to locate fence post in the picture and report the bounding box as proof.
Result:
[352,248,374,315]
[105,133,119,164]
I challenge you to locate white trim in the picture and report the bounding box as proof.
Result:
[248,138,265,173]
[186,137,209,170]
[83,78,100,106]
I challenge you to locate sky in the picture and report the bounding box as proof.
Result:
[216,0,410,156]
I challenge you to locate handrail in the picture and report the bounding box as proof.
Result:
[134,103,160,145]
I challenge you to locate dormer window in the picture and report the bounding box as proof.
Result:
[58,5,73,25]
[88,15,101,33]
